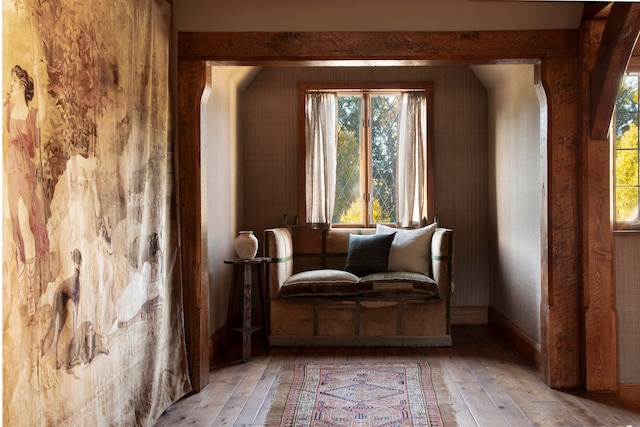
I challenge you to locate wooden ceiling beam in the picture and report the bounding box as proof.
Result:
[590,3,640,139]
[178,30,577,65]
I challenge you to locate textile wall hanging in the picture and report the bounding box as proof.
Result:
[2,0,191,425]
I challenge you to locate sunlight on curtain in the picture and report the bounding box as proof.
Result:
[305,92,337,227]
[396,92,427,228]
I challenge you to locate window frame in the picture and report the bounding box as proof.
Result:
[297,81,435,228]
[612,70,640,232]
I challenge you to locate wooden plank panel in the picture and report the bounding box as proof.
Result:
[493,377,553,426]
[577,387,640,425]
[479,378,534,426]
[535,401,583,425]
[251,356,290,425]
[211,359,270,426]
[439,363,479,427]
[456,381,510,427]
[552,392,611,426]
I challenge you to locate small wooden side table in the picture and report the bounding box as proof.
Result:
[224,256,271,361]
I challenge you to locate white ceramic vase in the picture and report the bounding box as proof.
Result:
[234,230,258,259]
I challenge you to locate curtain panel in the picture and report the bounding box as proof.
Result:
[397,92,428,228]
[305,92,338,227]
[2,0,190,425]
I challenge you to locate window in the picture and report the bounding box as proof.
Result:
[335,92,400,225]
[613,74,640,230]
[298,82,434,228]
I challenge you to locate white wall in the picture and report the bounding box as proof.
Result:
[477,64,542,343]
[203,67,242,333]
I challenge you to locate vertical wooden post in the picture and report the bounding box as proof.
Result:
[580,19,618,392]
[538,57,582,389]
[177,59,209,391]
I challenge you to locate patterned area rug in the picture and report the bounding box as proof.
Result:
[266,362,449,426]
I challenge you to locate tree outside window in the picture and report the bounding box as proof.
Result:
[334,93,399,225]
[614,74,640,229]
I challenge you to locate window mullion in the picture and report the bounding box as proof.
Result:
[362,93,372,227]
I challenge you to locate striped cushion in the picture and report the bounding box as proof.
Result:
[358,272,438,297]
[281,269,360,297]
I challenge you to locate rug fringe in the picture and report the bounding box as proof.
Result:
[427,360,457,426]
[264,364,295,427]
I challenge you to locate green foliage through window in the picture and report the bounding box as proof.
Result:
[333,93,400,225]
[614,74,640,225]
[334,96,362,223]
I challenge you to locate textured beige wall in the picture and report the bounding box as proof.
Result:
[238,65,490,309]
[203,67,242,332]
[615,233,640,383]
[481,64,542,344]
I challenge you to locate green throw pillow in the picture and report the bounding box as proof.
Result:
[345,232,395,276]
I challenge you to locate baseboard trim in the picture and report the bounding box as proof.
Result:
[269,334,453,347]
[451,306,488,325]
[488,307,541,370]
[618,384,640,412]
[209,327,225,368]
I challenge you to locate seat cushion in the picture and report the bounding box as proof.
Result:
[358,271,438,298]
[281,269,360,297]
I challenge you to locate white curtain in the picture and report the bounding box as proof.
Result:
[305,92,338,227]
[396,92,428,228]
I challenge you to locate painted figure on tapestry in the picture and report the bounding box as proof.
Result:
[41,248,82,369]
[67,153,101,252]
[94,215,115,333]
[114,231,164,328]
[5,63,50,322]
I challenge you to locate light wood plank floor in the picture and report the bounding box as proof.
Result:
[154,326,640,426]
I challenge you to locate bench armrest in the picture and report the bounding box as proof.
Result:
[431,228,454,299]
[264,227,294,299]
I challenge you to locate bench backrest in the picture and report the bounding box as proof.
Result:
[290,227,375,273]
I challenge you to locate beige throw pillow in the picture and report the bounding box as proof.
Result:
[376,222,438,276]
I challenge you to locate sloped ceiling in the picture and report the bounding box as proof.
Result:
[470,64,530,91]
[217,66,261,91]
